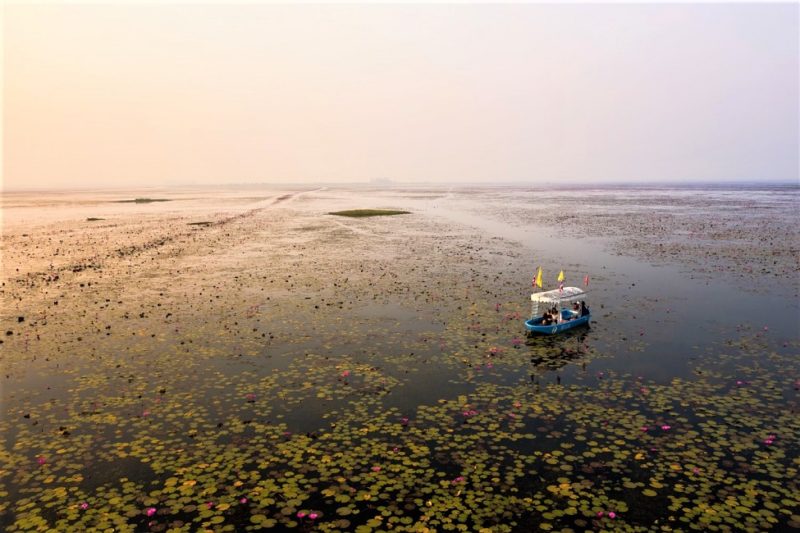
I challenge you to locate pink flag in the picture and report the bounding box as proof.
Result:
[584,275,590,287]
[559,281,564,294]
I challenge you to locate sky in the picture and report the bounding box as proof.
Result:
[3,3,798,189]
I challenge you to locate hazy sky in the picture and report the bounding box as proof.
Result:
[4,3,798,188]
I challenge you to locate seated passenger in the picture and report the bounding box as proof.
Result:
[580,301,589,317]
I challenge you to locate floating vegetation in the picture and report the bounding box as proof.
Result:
[85,217,105,221]
[2,187,798,531]
[329,209,410,218]
[115,198,172,204]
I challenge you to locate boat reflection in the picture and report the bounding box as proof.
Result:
[526,328,591,374]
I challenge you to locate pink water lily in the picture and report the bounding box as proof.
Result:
[597,511,604,517]
[79,502,89,510]
[239,497,248,504]
[608,511,617,519]
[451,476,465,484]
[640,426,649,432]
[661,424,671,431]
[400,417,409,426]
[341,370,351,378]
[36,456,46,465]
[245,393,256,402]
[296,511,306,519]
[145,507,157,517]
[371,466,381,472]
[309,513,319,520]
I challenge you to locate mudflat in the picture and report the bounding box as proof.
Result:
[2,185,798,531]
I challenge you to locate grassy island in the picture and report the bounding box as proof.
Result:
[329,209,410,218]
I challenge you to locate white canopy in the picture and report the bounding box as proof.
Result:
[531,286,586,303]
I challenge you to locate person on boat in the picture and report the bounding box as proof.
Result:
[551,306,560,324]
[541,310,553,325]
[580,301,589,317]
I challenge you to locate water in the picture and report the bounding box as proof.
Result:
[1,185,798,531]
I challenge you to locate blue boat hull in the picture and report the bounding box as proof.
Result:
[525,313,590,335]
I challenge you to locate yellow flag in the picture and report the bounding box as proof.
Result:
[534,267,542,288]
[557,270,565,282]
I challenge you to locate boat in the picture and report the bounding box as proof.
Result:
[524,286,590,335]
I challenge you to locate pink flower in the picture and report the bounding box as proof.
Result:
[309,513,319,520]
[145,507,157,517]
[400,417,409,426]
[597,511,604,517]
[205,501,214,509]
[451,476,465,484]
[142,410,150,417]
[640,426,649,432]
[79,502,89,510]
[297,511,306,519]
[661,425,671,431]
[341,370,351,378]
[239,497,248,504]
[245,393,256,402]
[36,456,46,466]
[371,466,381,472]
[608,511,616,519]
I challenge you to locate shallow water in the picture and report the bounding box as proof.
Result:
[1,185,798,532]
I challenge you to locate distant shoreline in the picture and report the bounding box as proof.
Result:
[2,181,797,194]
